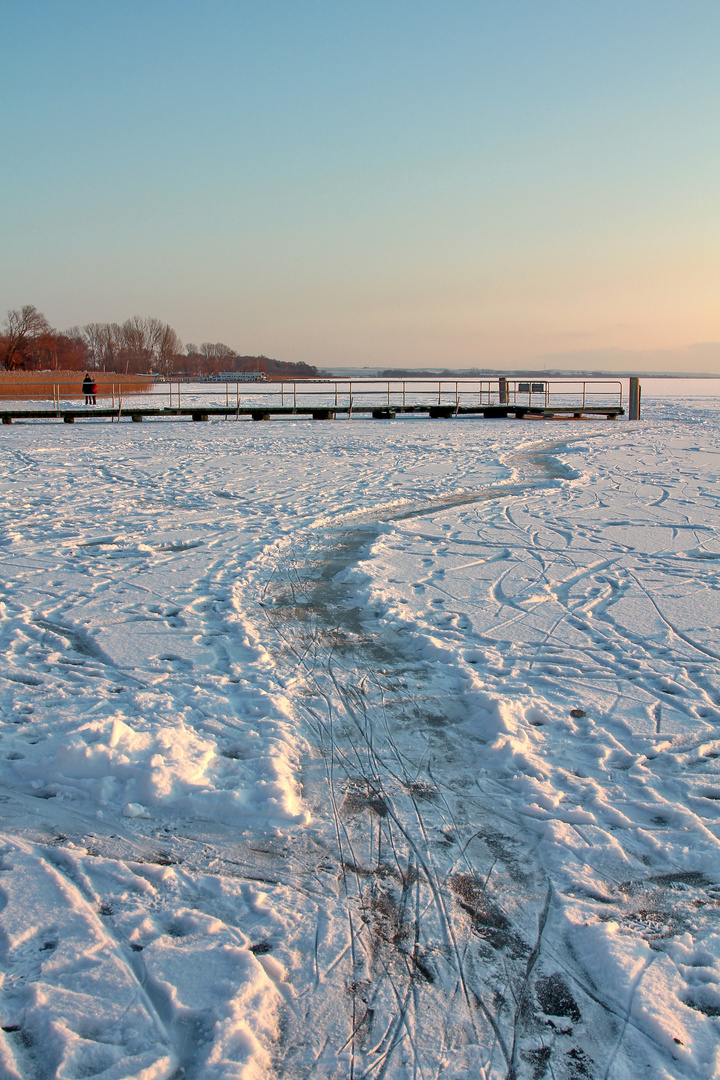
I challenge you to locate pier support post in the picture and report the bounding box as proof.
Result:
[629,377,641,420]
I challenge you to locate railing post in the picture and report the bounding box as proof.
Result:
[629,377,641,420]
[335,382,338,407]
[294,382,297,408]
[403,381,406,408]
[455,381,459,411]
[499,376,508,404]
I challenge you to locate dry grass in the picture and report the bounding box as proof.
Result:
[0,371,155,400]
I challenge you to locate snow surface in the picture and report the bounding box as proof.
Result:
[0,383,719,1078]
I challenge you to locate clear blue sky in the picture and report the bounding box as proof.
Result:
[1,1,718,370]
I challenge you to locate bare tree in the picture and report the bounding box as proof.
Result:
[2,305,52,369]
[120,316,154,372]
[118,316,181,374]
[66,323,99,370]
[74,323,106,370]
[66,322,125,371]
[2,309,202,377]
[102,324,124,371]
[156,324,182,378]
[183,344,201,376]
[39,333,89,371]
[199,342,235,376]
[200,342,235,360]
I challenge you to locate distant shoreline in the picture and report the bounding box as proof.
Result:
[317,367,720,380]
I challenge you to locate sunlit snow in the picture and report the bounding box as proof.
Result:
[0,381,719,1079]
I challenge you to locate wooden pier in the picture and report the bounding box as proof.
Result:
[0,377,628,425]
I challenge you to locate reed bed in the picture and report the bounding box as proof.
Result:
[0,372,154,400]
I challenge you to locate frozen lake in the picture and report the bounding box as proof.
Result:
[0,381,719,1078]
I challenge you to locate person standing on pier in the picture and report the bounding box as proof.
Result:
[82,373,93,405]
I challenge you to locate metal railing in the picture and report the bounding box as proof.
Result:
[159,377,623,411]
[0,377,624,413]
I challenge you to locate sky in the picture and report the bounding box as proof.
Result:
[1,1,719,372]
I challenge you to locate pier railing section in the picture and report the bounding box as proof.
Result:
[0,377,624,415]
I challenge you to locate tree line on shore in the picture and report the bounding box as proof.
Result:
[0,305,318,378]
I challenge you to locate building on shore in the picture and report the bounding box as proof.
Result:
[209,371,268,382]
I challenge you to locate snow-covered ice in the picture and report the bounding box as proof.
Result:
[0,381,719,1078]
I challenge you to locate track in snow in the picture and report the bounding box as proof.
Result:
[255,447,632,1080]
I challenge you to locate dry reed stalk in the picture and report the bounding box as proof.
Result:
[0,371,155,401]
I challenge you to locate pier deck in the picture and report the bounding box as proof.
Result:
[0,402,624,424]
